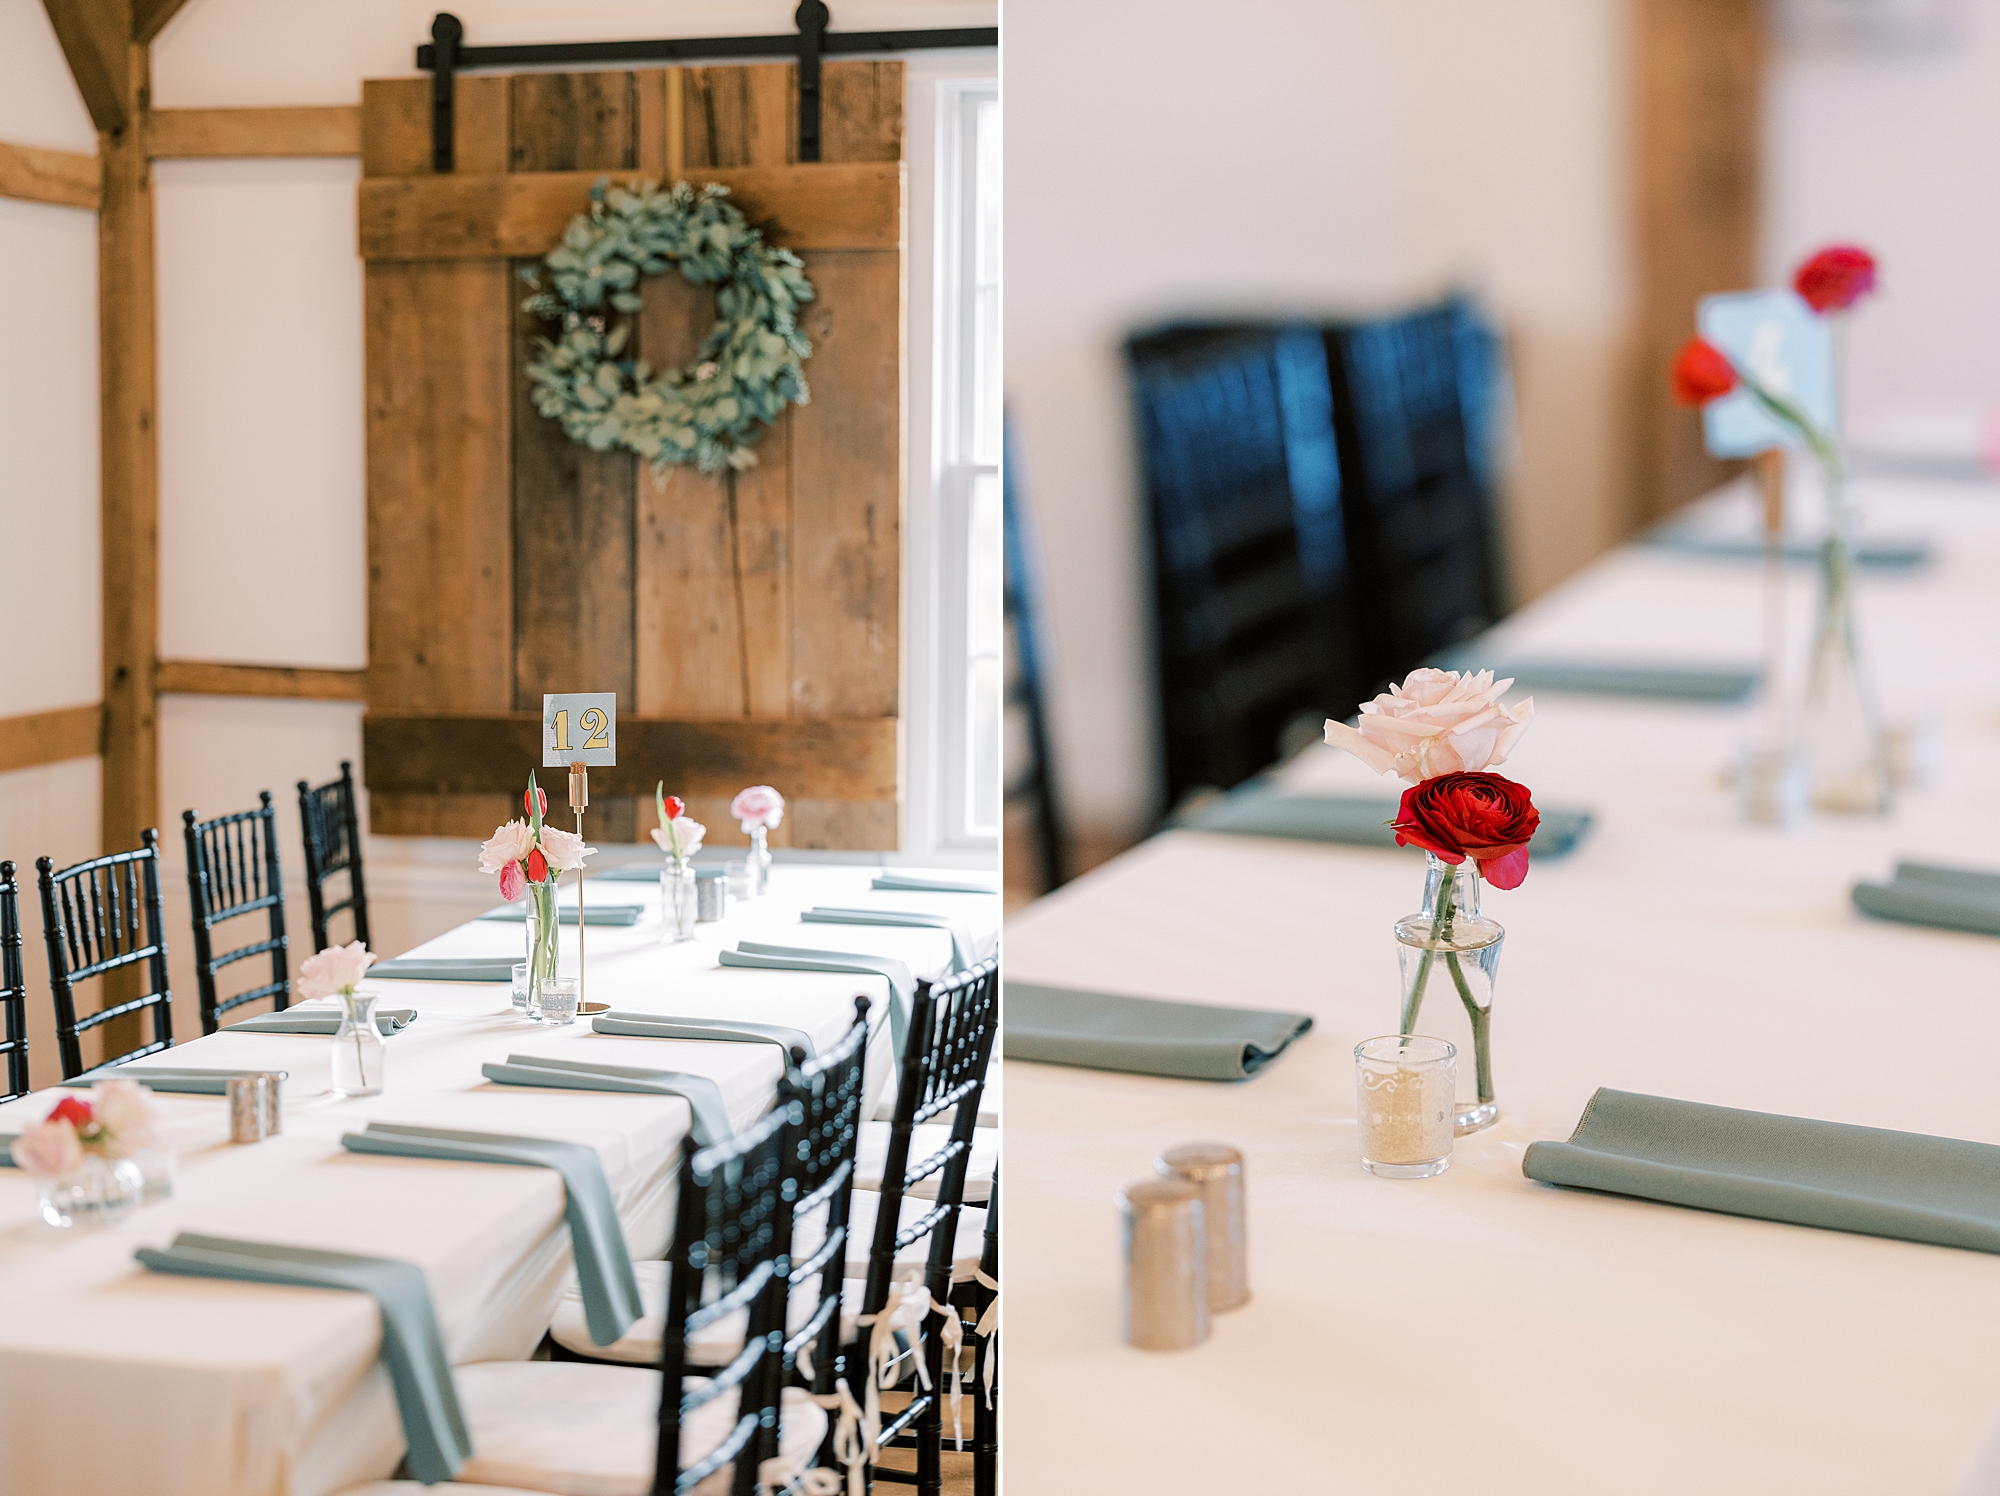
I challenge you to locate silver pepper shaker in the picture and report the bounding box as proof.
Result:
[1157,1141,1249,1312]
[255,1071,283,1137]
[227,1076,269,1144]
[1117,1177,1209,1351]
[695,868,727,922]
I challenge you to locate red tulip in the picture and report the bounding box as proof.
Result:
[1671,337,1738,407]
[661,795,685,820]
[48,1095,95,1130]
[498,861,525,902]
[525,848,549,883]
[1793,245,1877,313]
[1392,771,1541,891]
[525,786,548,818]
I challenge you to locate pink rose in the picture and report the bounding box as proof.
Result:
[498,860,525,901]
[730,785,785,831]
[13,1116,82,1178]
[1324,668,1534,785]
[91,1078,159,1155]
[478,819,535,875]
[298,939,376,1001]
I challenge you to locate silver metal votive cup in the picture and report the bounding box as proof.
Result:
[1118,1177,1209,1351]
[227,1076,270,1144]
[1157,1142,1249,1311]
[255,1071,283,1137]
[696,869,727,922]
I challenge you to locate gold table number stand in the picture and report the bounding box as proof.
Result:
[544,691,618,1008]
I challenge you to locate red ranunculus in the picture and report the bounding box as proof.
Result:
[1393,771,1541,891]
[1671,336,1738,407]
[661,795,685,820]
[48,1095,94,1130]
[498,860,525,902]
[525,847,549,883]
[525,787,548,818]
[1793,244,1877,313]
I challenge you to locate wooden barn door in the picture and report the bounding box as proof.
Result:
[358,62,903,848]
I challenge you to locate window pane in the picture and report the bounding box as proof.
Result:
[965,468,1002,835]
[968,470,1001,655]
[971,96,1002,464]
[969,655,1001,834]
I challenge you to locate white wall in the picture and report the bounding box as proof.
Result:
[1764,5,2000,431]
[1005,0,1635,840]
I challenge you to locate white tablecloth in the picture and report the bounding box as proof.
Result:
[1004,475,2000,1494]
[0,863,997,1496]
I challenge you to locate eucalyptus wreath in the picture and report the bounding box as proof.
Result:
[519,178,814,474]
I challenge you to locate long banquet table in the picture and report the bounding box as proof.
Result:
[1006,472,2000,1495]
[0,862,998,1496]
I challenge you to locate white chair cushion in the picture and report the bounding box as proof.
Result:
[550,1262,837,1368]
[451,1361,827,1496]
[854,1121,995,1202]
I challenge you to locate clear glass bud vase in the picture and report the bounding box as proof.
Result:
[747,825,773,896]
[661,861,697,942]
[524,880,560,995]
[1395,853,1503,1135]
[1796,471,1891,814]
[331,989,386,1097]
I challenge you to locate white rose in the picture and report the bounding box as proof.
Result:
[12,1117,82,1178]
[538,826,596,873]
[298,939,376,1001]
[91,1078,160,1155]
[649,818,706,861]
[1324,668,1534,784]
[478,819,535,874]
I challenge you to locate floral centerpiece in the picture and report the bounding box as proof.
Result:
[1674,246,1889,814]
[730,784,784,896]
[299,939,384,1096]
[1326,668,1541,1133]
[481,772,595,1003]
[14,1079,157,1226]
[653,786,707,941]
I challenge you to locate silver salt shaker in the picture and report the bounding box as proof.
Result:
[1117,1177,1209,1351]
[227,1076,269,1143]
[695,867,727,922]
[1157,1141,1249,1311]
[256,1071,283,1137]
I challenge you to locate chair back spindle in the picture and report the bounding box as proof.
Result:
[38,831,175,1078]
[184,793,292,1035]
[0,862,29,1099]
[298,760,370,953]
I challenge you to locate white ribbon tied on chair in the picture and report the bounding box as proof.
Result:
[817,1275,931,1496]
[974,1267,999,1411]
[936,1301,967,1451]
[757,1455,843,1495]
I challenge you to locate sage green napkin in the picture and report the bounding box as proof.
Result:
[1004,981,1313,1081]
[0,1136,13,1167]
[591,1010,816,1059]
[370,957,516,983]
[802,907,973,972]
[1643,526,1931,570]
[477,903,643,926]
[341,1123,641,1348]
[479,1054,732,1147]
[594,864,673,883]
[61,1066,289,1095]
[224,1008,417,1036]
[135,1233,470,1483]
[1472,660,1757,704]
[870,872,996,895]
[1853,861,2000,937]
[1180,789,1593,859]
[1523,1088,2000,1253]
[722,942,912,1054]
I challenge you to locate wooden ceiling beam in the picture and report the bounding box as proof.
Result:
[131,0,190,44]
[39,0,131,134]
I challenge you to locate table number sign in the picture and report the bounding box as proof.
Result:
[543,693,615,1002]
[1697,288,1835,458]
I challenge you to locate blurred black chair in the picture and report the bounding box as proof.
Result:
[184,794,291,1035]
[1325,295,1509,690]
[1127,323,1365,811]
[0,861,28,1100]
[298,761,370,952]
[38,831,174,1078]
[1002,421,1068,895]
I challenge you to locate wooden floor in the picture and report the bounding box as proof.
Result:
[873,1392,978,1494]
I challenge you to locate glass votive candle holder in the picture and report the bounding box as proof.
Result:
[537,978,580,1027]
[511,961,536,1017]
[1354,1035,1457,1179]
[725,860,752,901]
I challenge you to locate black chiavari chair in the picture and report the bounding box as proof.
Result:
[1003,417,1069,896]
[0,861,28,1100]
[970,1168,998,1496]
[843,956,1000,1495]
[38,831,174,1078]
[298,761,371,953]
[184,794,291,1035]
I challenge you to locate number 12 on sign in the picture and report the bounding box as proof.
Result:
[544,693,617,767]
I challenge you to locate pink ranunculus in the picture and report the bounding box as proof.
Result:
[538,826,595,873]
[498,860,526,902]
[298,939,376,1001]
[730,785,785,831]
[650,817,706,862]
[91,1078,159,1156]
[13,1116,83,1178]
[478,819,535,875]
[1324,668,1535,785]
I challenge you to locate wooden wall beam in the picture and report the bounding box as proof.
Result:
[359,161,902,260]
[131,0,189,44]
[39,0,130,133]
[156,660,368,700]
[0,140,100,209]
[363,712,897,801]
[147,106,362,159]
[0,705,104,774]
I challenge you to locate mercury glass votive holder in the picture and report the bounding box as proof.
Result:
[1354,1035,1457,1179]
[537,978,580,1027]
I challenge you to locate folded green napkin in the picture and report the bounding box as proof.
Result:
[1004,981,1313,1081]
[477,903,643,926]
[594,864,674,883]
[369,957,516,983]
[723,941,912,1054]
[0,1135,13,1167]
[1478,660,1757,703]
[479,1054,732,1147]
[802,907,973,972]
[591,1010,816,1059]
[224,1008,417,1036]
[61,1066,289,1094]
[1853,861,2000,937]
[135,1233,469,1483]
[870,872,996,895]
[1523,1088,2000,1253]
[1180,790,1593,859]
[341,1123,640,1347]
[1643,526,1931,570]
